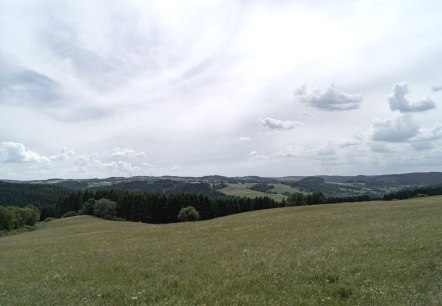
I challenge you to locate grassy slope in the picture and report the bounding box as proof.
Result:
[220,183,287,201]
[269,183,300,194]
[1,197,441,305]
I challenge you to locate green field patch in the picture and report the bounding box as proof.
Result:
[1,197,442,305]
[268,183,300,194]
[220,183,286,201]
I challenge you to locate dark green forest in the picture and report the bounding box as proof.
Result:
[0,181,69,209]
[56,190,281,223]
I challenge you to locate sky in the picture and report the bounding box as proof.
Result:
[1,0,442,180]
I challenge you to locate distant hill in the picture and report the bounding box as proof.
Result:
[87,179,223,198]
[3,172,442,207]
[0,181,69,209]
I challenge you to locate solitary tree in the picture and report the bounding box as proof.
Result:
[178,206,199,222]
[93,198,117,219]
[287,192,307,206]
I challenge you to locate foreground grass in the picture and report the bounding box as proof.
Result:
[1,197,442,305]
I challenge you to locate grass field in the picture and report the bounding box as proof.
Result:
[268,183,300,194]
[220,183,287,201]
[1,197,442,305]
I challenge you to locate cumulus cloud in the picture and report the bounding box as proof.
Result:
[388,83,436,113]
[432,85,442,92]
[75,154,141,174]
[370,115,420,142]
[260,117,303,130]
[337,130,364,147]
[297,83,363,111]
[0,142,49,163]
[111,147,145,157]
[415,124,442,141]
[50,147,75,161]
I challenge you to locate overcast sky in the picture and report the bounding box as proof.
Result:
[1,0,442,180]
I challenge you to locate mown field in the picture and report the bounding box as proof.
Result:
[1,197,442,305]
[220,183,296,201]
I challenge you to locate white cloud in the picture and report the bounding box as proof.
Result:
[0,142,49,163]
[1,1,442,178]
[414,124,442,141]
[111,147,145,157]
[50,147,75,161]
[388,82,436,113]
[369,115,420,142]
[75,154,141,174]
[260,117,303,130]
[297,83,363,111]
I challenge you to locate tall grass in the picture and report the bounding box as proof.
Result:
[1,197,441,305]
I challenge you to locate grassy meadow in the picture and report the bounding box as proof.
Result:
[1,197,442,305]
[220,183,289,201]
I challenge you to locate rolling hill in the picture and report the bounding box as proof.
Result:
[1,197,441,305]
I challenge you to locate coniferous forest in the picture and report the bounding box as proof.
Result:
[56,190,282,224]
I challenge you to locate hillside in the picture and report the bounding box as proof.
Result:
[1,197,441,305]
[0,181,69,209]
[7,172,442,199]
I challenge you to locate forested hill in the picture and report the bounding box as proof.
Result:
[320,172,442,186]
[88,179,223,198]
[0,181,69,208]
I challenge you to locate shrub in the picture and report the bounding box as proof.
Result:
[93,198,117,219]
[178,206,200,222]
[45,217,56,222]
[287,192,307,206]
[61,211,77,218]
[24,205,40,225]
[80,198,96,215]
[0,206,40,230]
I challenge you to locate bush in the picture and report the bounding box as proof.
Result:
[287,192,307,206]
[178,206,200,222]
[45,217,56,222]
[61,211,77,218]
[93,198,117,219]
[0,206,40,231]
[80,198,96,215]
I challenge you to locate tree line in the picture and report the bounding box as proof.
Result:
[55,190,281,223]
[381,184,442,200]
[0,181,69,210]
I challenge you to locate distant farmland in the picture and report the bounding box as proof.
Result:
[1,197,441,305]
[220,183,299,201]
